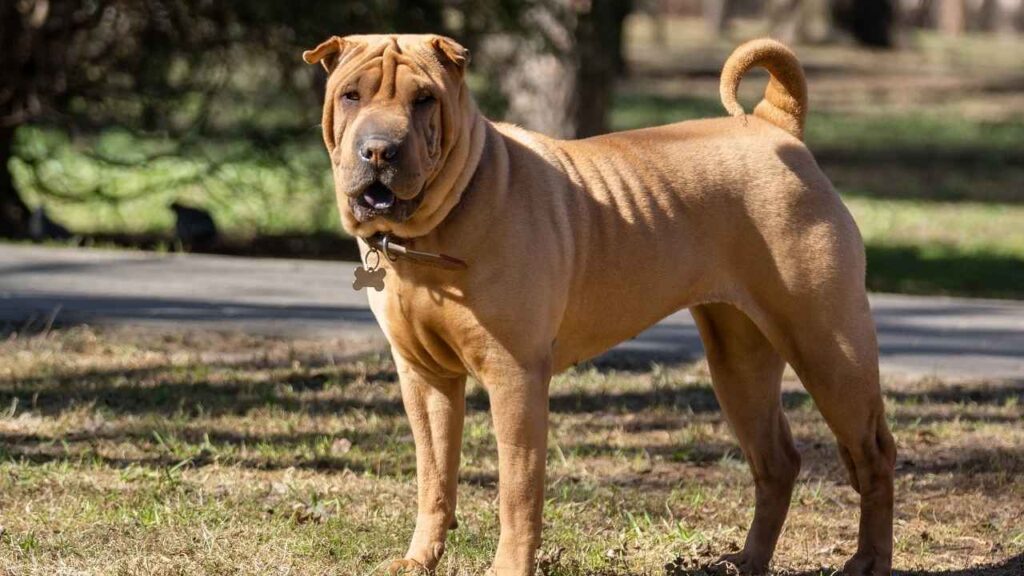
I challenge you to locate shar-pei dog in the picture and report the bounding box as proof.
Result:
[303,34,895,576]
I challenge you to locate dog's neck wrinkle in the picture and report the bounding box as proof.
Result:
[436,121,505,232]
[403,119,508,256]
[397,103,487,239]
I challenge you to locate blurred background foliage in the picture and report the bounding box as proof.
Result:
[1,0,1022,296]
[0,0,527,241]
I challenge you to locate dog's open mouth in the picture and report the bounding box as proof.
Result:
[362,182,396,211]
[350,181,423,223]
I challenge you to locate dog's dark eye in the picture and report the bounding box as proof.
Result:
[342,91,360,102]
[414,92,435,106]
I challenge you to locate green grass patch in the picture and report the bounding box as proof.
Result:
[11,126,339,238]
[848,197,1024,298]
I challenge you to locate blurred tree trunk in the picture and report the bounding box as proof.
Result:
[1,0,32,237]
[850,0,895,46]
[0,126,30,238]
[937,0,966,34]
[770,0,834,43]
[703,0,734,35]
[488,0,632,139]
[487,7,577,139]
[980,0,1019,34]
[649,0,668,46]
[575,0,632,137]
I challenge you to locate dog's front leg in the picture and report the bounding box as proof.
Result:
[387,358,466,575]
[484,362,551,576]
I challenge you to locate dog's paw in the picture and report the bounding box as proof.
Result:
[706,551,770,576]
[484,567,534,576]
[841,550,891,576]
[386,558,428,575]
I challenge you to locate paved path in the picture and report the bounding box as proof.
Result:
[2,245,1022,380]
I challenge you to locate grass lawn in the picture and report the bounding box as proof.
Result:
[849,197,1024,298]
[1,327,1022,575]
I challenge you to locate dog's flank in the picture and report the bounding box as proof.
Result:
[720,38,809,141]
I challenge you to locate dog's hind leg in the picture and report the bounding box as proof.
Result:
[752,290,895,576]
[691,303,799,575]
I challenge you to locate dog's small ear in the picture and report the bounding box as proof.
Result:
[303,36,349,73]
[430,36,470,76]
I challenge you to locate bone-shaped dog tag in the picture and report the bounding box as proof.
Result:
[353,266,386,291]
[353,248,386,292]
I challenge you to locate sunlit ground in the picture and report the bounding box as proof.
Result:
[1,327,1021,575]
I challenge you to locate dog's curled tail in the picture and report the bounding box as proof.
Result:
[720,38,808,140]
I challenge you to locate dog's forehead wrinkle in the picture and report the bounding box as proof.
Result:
[387,35,403,54]
[338,43,425,102]
[327,46,381,94]
[332,36,440,88]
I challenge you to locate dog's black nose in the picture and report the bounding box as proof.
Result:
[359,138,399,168]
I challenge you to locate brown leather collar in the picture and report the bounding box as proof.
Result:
[365,234,468,270]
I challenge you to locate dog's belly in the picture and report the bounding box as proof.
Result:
[552,298,693,371]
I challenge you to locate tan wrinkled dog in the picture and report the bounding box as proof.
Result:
[303,35,895,576]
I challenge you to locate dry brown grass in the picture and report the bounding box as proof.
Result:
[0,327,1022,575]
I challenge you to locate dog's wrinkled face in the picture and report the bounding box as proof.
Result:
[303,34,471,238]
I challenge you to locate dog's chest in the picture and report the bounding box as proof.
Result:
[366,269,479,371]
